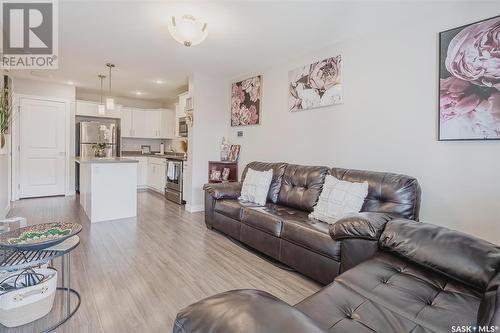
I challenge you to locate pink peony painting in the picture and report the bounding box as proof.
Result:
[231,75,262,126]
[289,55,342,111]
[439,15,500,140]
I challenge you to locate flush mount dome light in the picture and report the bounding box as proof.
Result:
[168,15,208,47]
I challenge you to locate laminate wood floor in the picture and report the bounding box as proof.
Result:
[2,191,320,333]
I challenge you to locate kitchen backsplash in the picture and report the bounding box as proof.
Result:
[121,138,172,152]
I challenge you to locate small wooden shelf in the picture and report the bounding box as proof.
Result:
[208,161,238,183]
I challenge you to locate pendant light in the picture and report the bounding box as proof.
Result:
[106,63,115,110]
[98,74,106,115]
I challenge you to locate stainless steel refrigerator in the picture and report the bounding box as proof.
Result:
[75,121,118,192]
[76,121,117,158]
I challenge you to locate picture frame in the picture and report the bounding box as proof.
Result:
[229,145,240,162]
[288,55,342,112]
[231,75,262,127]
[438,15,500,141]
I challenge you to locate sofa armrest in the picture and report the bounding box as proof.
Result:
[173,289,327,333]
[203,182,242,200]
[329,212,398,241]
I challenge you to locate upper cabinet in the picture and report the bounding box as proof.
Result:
[121,108,133,137]
[76,100,122,119]
[121,108,175,139]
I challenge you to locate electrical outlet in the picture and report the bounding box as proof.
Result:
[237,131,243,137]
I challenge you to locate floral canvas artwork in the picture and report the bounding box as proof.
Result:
[231,75,262,126]
[289,55,342,111]
[439,16,500,140]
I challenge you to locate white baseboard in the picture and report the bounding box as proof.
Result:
[66,191,76,196]
[185,203,204,213]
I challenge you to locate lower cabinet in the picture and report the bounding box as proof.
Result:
[128,157,165,192]
[147,158,166,193]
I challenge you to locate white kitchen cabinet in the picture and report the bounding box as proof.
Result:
[148,110,162,138]
[76,100,122,118]
[132,110,151,138]
[160,109,175,139]
[136,157,148,188]
[121,108,133,137]
[147,158,166,192]
[121,108,174,139]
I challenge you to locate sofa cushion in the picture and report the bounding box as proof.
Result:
[241,203,309,237]
[281,218,341,261]
[296,253,482,333]
[239,168,273,205]
[381,219,500,291]
[242,162,287,203]
[331,168,421,220]
[214,200,247,220]
[278,164,329,212]
[309,175,368,224]
[174,289,328,333]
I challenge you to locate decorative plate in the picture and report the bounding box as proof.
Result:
[0,222,82,251]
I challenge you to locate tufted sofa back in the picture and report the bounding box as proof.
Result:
[330,168,421,220]
[277,164,329,212]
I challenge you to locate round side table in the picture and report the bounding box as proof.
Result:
[0,236,81,332]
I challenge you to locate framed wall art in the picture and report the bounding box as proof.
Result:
[438,15,500,140]
[231,75,262,126]
[288,54,342,111]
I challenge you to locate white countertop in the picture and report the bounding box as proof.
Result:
[75,157,138,164]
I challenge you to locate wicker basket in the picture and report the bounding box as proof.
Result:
[0,268,57,327]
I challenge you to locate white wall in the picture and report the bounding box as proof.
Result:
[228,3,500,244]
[12,78,76,196]
[185,73,227,212]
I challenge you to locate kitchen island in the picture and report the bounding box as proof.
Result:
[76,157,138,223]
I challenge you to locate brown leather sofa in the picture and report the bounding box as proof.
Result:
[174,219,500,333]
[203,161,421,284]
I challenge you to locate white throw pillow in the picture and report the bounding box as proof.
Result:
[239,168,273,206]
[309,175,368,224]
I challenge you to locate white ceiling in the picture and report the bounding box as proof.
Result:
[9,1,473,103]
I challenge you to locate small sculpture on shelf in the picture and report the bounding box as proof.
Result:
[220,137,230,161]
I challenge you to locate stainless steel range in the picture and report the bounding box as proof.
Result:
[165,158,184,204]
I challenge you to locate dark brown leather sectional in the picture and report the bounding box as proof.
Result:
[203,161,421,284]
[174,218,500,333]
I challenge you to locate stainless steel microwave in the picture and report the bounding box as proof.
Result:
[179,117,188,137]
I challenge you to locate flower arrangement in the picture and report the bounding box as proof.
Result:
[92,142,108,157]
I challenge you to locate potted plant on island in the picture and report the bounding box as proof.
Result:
[92,142,108,158]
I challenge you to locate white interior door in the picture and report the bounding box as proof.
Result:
[19,98,66,198]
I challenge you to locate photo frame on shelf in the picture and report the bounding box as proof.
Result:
[229,145,240,162]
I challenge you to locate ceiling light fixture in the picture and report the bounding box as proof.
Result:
[154,79,165,84]
[106,63,115,110]
[135,91,144,96]
[98,74,106,115]
[67,80,75,85]
[168,15,208,47]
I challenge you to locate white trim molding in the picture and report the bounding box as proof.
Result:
[185,203,204,213]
